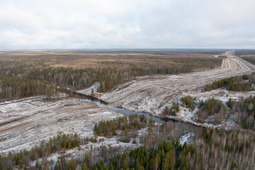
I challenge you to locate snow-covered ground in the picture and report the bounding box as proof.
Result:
[1,51,255,165]
[179,133,195,145]
[99,55,254,114]
[30,127,148,167]
[172,89,255,128]
[90,54,255,130]
[0,96,121,155]
[77,82,100,96]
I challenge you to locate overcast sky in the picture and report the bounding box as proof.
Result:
[0,0,255,49]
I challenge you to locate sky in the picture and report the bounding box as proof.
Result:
[0,0,255,49]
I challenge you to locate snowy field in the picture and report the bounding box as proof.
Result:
[99,55,254,115]
[87,53,255,129]
[0,97,121,155]
[1,51,255,162]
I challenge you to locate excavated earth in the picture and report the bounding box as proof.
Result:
[0,97,120,155]
[99,52,255,117]
[1,51,255,156]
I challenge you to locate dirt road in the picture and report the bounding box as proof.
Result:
[100,51,255,115]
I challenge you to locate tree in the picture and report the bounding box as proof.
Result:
[69,158,77,170]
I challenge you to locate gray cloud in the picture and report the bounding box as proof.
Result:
[0,0,255,49]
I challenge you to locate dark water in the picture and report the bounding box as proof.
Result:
[93,100,192,127]
[93,101,165,122]
[73,92,202,142]
[73,91,198,128]
[92,100,202,140]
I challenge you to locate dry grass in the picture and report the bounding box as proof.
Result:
[0,50,222,69]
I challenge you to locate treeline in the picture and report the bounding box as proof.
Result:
[0,76,58,101]
[227,97,255,130]
[204,74,254,91]
[130,64,192,76]
[0,133,80,169]
[0,65,166,100]
[242,56,255,65]
[1,66,132,92]
[26,67,133,92]
[81,140,203,170]
[0,65,194,92]
[94,114,148,137]
[0,57,222,101]
[44,140,204,170]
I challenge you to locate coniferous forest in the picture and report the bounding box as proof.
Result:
[1,114,254,170]
[2,0,255,168]
[0,50,255,170]
[0,51,222,101]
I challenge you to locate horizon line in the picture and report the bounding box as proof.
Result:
[1,48,255,51]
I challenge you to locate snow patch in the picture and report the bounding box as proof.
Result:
[179,133,194,145]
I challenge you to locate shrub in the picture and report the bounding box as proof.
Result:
[204,98,227,115]
[181,96,195,110]
[162,102,179,116]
